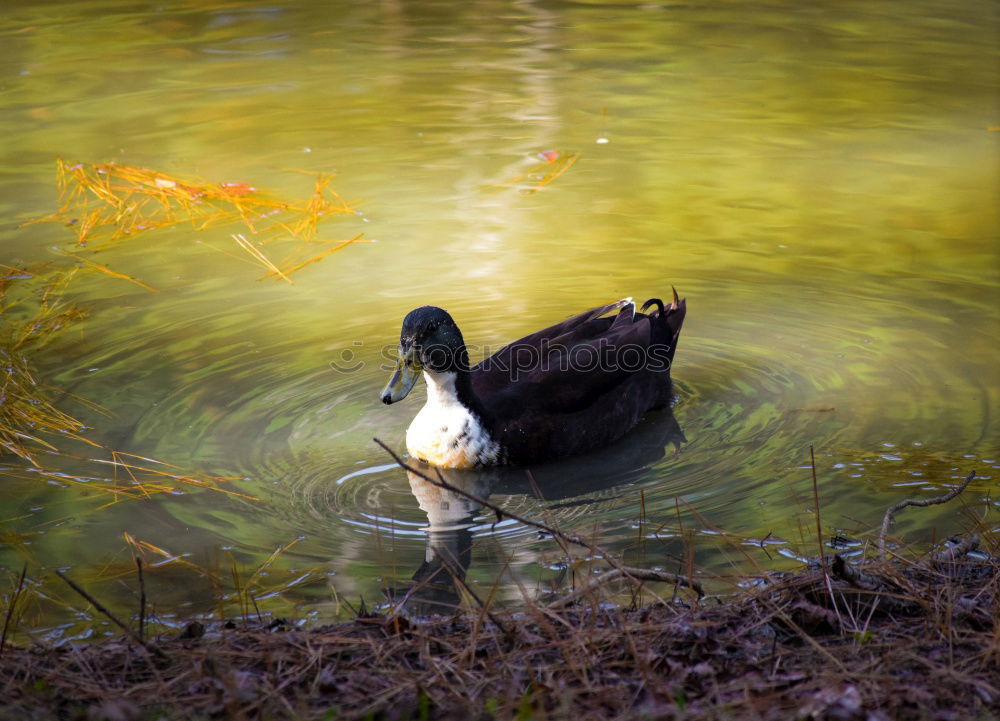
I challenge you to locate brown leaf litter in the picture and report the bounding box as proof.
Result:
[0,548,996,721]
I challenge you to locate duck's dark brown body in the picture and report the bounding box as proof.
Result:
[468,297,686,465]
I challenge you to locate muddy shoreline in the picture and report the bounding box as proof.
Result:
[1,546,996,721]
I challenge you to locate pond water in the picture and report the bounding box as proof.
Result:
[1,0,997,640]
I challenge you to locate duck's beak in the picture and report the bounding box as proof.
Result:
[381,348,421,404]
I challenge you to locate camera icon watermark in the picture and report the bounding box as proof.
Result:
[328,340,365,373]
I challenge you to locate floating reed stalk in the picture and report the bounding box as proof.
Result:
[499,150,581,193]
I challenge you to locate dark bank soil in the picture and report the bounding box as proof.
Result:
[1,550,996,721]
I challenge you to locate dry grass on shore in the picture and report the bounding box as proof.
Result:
[0,543,996,721]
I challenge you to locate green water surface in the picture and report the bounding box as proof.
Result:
[0,0,997,641]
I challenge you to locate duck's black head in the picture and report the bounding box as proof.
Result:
[381,306,468,404]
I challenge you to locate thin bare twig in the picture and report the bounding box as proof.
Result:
[549,565,697,610]
[932,534,981,567]
[0,564,27,660]
[55,570,167,660]
[878,471,976,559]
[135,557,146,643]
[810,445,825,569]
[831,554,883,591]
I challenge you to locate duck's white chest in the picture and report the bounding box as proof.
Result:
[405,371,499,469]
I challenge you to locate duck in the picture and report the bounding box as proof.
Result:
[380,290,686,468]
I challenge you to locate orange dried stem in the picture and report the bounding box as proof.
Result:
[61,252,159,293]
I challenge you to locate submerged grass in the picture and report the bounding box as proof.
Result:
[0,265,91,463]
[0,272,255,505]
[28,160,369,286]
[44,160,356,248]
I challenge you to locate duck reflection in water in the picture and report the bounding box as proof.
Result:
[388,410,686,615]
